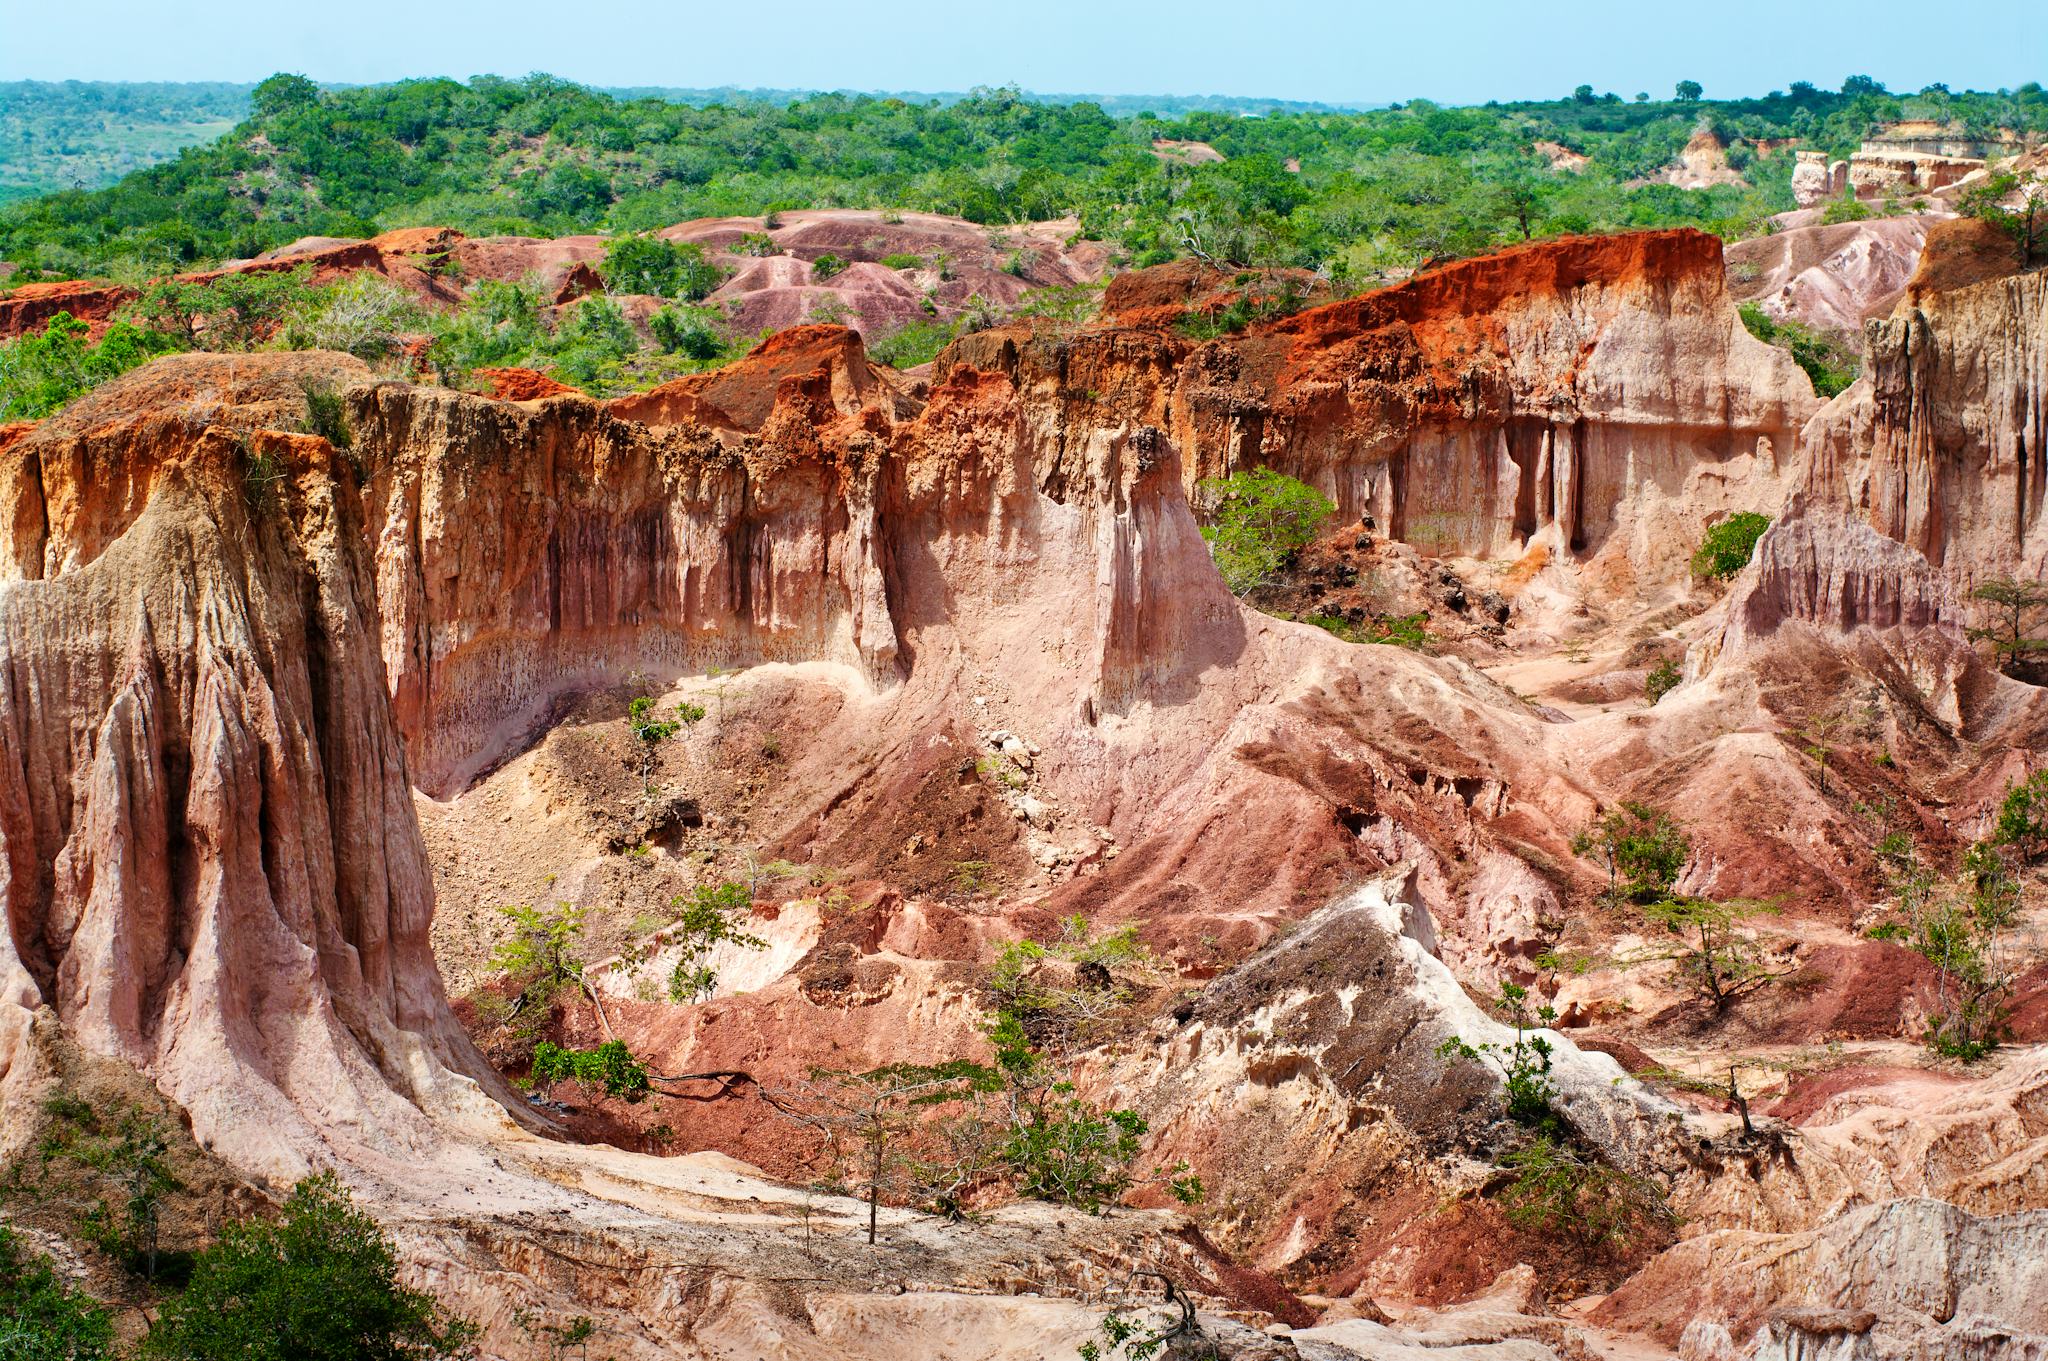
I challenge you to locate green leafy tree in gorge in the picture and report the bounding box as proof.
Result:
[1196,466,1334,596]
[1675,80,1704,103]
[1572,801,1691,903]
[1690,510,1773,580]
[665,880,767,1003]
[529,1040,651,1101]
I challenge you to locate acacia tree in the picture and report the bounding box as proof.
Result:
[1631,897,1791,1013]
[1870,802,2029,1060]
[1967,578,2048,675]
[1572,802,1690,903]
[779,1061,1002,1245]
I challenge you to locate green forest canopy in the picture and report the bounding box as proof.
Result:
[2,74,2044,285]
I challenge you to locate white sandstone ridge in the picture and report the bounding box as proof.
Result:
[1101,865,1682,1285]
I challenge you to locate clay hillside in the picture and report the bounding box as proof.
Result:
[4,67,2048,1361]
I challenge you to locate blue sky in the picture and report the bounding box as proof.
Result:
[2,0,2039,103]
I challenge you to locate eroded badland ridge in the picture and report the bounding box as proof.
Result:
[4,86,2048,1360]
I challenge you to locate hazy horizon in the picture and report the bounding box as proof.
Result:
[2,0,2039,106]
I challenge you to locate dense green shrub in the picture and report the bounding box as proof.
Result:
[648,304,728,359]
[0,311,183,419]
[0,1225,117,1361]
[140,1174,475,1361]
[867,318,958,369]
[423,276,551,379]
[1820,192,1872,224]
[1690,510,1773,579]
[1573,801,1691,902]
[529,1040,650,1100]
[599,234,726,300]
[1644,657,1682,703]
[1196,466,1334,596]
[130,266,319,349]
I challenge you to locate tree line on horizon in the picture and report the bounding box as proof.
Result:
[3,71,2043,288]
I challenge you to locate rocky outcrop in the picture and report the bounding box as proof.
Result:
[1105,868,1678,1297]
[354,328,908,795]
[1156,230,1817,581]
[0,353,503,1180]
[1792,150,1850,208]
[1803,221,2048,583]
[0,279,137,341]
[1600,1198,2048,1356]
[1850,149,1987,200]
[1725,214,1941,335]
[1659,128,1748,190]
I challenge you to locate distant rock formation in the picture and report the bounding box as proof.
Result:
[1803,217,2048,582]
[1791,149,1849,207]
[1725,213,1941,334]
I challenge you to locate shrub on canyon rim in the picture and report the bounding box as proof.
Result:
[1197,467,1334,596]
[0,310,183,419]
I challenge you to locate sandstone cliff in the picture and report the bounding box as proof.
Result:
[1158,230,1816,585]
[1804,220,2048,583]
[0,354,503,1181]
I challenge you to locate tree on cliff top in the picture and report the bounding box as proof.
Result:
[1957,172,2046,266]
[250,73,320,120]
